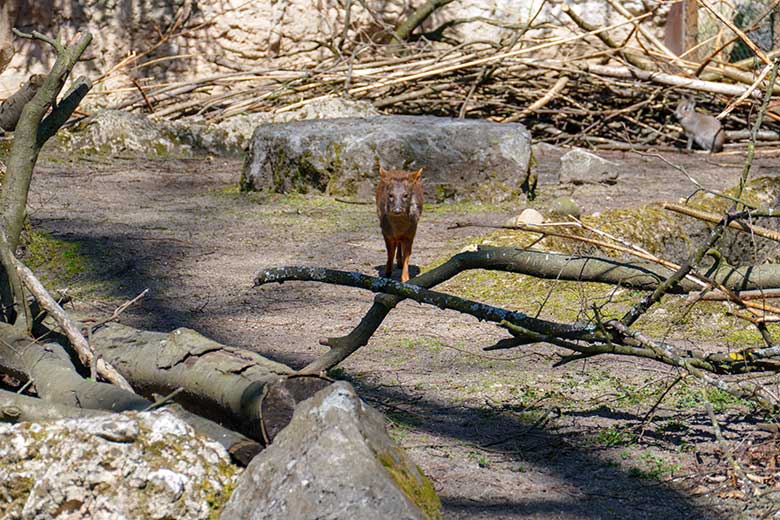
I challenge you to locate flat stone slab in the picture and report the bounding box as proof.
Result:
[241,115,533,202]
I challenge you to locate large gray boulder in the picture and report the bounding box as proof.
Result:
[221,381,442,520]
[172,97,380,156]
[241,115,533,202]
[0,410,238,520]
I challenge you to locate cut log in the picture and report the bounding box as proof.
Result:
[87,322,332,441]
[0,323,262,465]
[0,74,46,131]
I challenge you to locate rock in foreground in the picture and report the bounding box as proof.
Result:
[221,381,442,520]
[241,115,533,202]
[0,410,238,520]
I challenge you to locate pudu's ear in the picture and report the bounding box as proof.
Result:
[410,168,423,182]
[379,166,389,179]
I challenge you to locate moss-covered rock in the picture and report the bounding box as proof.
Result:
[241,115,533,202]
[221,381,441,520]
[0,410,239,520]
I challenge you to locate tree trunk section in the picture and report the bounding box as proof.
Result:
[87,322,332,441]
[0,322,262,465]
[0,74,46,131]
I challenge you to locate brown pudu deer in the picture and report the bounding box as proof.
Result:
[375,167,424,283]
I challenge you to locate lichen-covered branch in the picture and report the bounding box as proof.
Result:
[258,262,780,410]
[254,264,596,340]
[290,246,780,373]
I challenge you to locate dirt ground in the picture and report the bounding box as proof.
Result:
[25,145,780,519]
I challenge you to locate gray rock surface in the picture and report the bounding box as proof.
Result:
[66,109,182,157]
[221,381,441,520]
[241,115,533,202]
[559,148,620,185]
[174,97,380,156]
[0,410,238,520]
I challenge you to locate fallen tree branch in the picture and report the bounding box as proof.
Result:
[9,245,133,391]
[0,388,107,423]
[0,323,262,464]
[504,75,568,122]
[582,63,762,98]
[86,322,332,442]
[253,263,780,414]
[255,264,594,339]
[663,202,780,243]
[285,246,780,374]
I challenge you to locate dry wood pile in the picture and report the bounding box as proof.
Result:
[93,0,780,150]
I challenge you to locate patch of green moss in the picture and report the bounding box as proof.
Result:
[2,474,34,510]
[202,465,239,520]
[377,450,442,520]
[687,176,780,213]
[21,230,87,285]
[0,137,11,158]
[425,199,517,216]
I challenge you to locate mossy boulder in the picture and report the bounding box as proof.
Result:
[221,381,442,520]
[241,115,533,202]
[0,410,238,520]
[64,110,185,157]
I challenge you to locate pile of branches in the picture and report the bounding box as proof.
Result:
[95,0,780,149]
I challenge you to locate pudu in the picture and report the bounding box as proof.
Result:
[674,97,725,153]
[375,167,424,283]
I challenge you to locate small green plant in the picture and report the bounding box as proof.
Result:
[629,451,682,480]
[467,451,491,468]
[595,427,635,447]
[674,383,751,411]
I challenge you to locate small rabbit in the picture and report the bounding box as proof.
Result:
[674,97,725,153]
